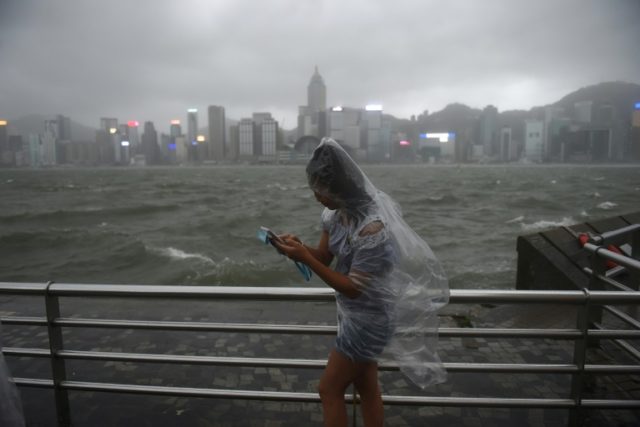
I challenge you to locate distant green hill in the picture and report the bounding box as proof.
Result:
[7,114,97,141]
[552,81,640,118]
[388,81,640,134]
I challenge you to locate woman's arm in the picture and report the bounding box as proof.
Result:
[275,238,360,299]
[279,231,333,266]
[305,231,333,266]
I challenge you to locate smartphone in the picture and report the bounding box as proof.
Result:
[260,226,284,246]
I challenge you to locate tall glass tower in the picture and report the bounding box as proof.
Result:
[307,66,326,115]
[208,105,226,161]
[187,109,198,145]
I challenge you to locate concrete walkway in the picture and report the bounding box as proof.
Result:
[1,294,638,426]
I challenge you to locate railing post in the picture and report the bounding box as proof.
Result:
[631,229,640,289]
[352,387,357,427]
[45,281,71,426]
[569,288,590,427]
[586,250,606,346]
[630,230,640,320]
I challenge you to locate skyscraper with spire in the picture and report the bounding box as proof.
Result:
[307,66,326,115]
[298,66,327,139]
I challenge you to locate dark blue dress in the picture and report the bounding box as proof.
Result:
[322,208,396,362]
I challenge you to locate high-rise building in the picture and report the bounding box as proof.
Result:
[235,114,280,161]
[574,101,593,123]
[298,67,327,139]
[328,107,345,142]
[252,112,271,126]
[297,106,314,139]
[96,130,112,165]
[127,121,140,153]
[364,105,384,161]
[228,125,239,161]
[543,106,566,161]
[160,133,174,163]
[141,121,159,165]
[238,118,254,157]
[96,118,119,165]
[328,106,362,151]
[170,120,182,138]
[57,115,72,141]
[0,119,8,165]
[8,135,25,166]
[187,109,198,145]
[117,124,131,165]
[499,128,514,162]
[479,105,499,157]
[175,136,188,164]
[42,119,59,166]
[630,102,640,161]
[524,120,544,162]
[27,134,42,167]
[260,117,278,158]
[633,102,640,128]
[308,66,326,115]
[100,117,118,131]
[207,106,226,161]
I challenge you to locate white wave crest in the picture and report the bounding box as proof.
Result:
[597,201,617,210]
[153,246,215,264]
[506,215,525,224]
[521,217,575,232]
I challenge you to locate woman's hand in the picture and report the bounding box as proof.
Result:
[277,233,302,245]
[274,238,311,264]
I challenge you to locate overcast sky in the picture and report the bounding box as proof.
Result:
[1,0,639,132]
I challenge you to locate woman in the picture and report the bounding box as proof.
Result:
[275,138,448,427]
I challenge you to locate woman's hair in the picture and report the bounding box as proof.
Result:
[306,141,372,208]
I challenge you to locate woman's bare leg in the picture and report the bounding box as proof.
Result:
[353,361,384,427]
[318,349,360,427]
[318,349,384,427]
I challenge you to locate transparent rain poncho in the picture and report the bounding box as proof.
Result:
[307,138,449,389]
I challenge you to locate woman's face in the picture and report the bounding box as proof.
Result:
[313,190,341,210]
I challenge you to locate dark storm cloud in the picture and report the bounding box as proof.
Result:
[1,0,638,131]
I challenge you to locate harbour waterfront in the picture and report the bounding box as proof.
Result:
[1,164,640,289]
[2,164,640,426]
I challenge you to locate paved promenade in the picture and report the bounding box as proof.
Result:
[1,293,638,426]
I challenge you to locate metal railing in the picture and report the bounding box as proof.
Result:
[0,229,638,426]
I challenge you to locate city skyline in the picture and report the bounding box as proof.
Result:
[1,0,639,130]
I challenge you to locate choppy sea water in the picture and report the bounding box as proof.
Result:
[1,165,639,289]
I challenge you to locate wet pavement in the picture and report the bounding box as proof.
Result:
[1,294,638,426]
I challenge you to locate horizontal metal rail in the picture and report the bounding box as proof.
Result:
[583,243,640,271]
[6,347,640,375]
[589,224,640,246]
[0,316,47,326]
[2,282,640,426]
[4,315,640,340]
[0,347,577,373]
[4,282,640,304]
[55,318,337,334]
[10,378,640,409]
